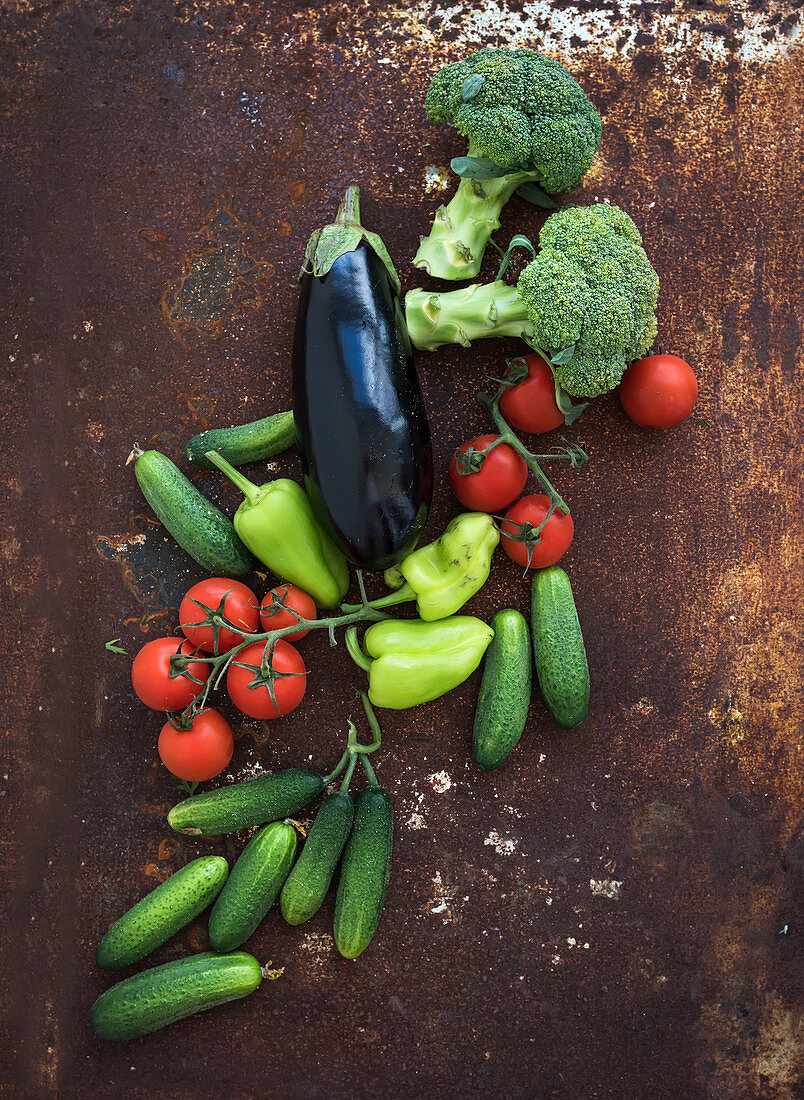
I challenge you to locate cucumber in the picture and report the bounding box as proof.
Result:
[90,951,262,1041]
[185,410,296,469]
[168,768,324,836]
[209,822,297,952]
[531,566,590,729]
[472,608,532,770]
[132,448,256,576]
[333,786,392,959]
[280,792,354,926]
[96,856,228,970]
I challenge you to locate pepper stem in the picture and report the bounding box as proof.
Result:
[360,582,417,612]
[344,626,372,672]
[335,184,361,226]
[205,450,262,503]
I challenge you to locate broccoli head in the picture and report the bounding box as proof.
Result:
[406,203,659,400]
[414,48,601,281]
[519,204,659,396]
[425,47,602,194]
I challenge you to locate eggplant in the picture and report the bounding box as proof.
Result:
[292,186,433,571]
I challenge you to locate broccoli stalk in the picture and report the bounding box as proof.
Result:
[413,142,542,281]
[406,204,660,400]
[414,48,602,281]
[406,278,533,349]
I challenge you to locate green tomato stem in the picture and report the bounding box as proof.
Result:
[476,387,569,514]
[176,602,388,719]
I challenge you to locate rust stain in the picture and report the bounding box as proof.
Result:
[142,862,171,883]
[188,924,209,953]
[180,389,216,426]
[157,837,180,860]
[92,677,106,729]
[161,192,275,341]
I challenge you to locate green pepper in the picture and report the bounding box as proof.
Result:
[206,452,349,608]
[346,615,494,709]
[369,512,499,621]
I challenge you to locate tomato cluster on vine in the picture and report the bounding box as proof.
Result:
[130,578,318,784]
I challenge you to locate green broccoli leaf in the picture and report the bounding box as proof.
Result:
[516,182,558,209]
[451,156,519,180]
[461,73,485,102]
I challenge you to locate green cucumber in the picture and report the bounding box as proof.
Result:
[280,792,354,926]
[186,410,296,469]
[472,608,532,770]
[168,768,324,836]
[96,856,228,970]
[333,786,392,959]
[90,952,262,1041]
[209,822,297,952]
[132,448,256,576]
[531,566,590,729]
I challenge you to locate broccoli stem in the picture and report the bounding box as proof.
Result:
[405,280,533,352]
[413,145,541,281]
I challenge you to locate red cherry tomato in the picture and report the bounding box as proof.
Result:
[619,354,698,429]
[158,708,234,782]
[131,637,210,711]
[448,434,528,512]
[500,494,574,569]
[226,639,307,719]
[179,578,260,654]
[500,354,565,433]
[259,584,317,641]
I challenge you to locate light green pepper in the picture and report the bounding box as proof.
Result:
[206,452,349,608]
[346,616,494,709]
[370,512,499,621]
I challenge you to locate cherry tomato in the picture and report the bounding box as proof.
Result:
[619,354,698,429]
[259,584,317,640]
[500,494,574,569]
[500,354,565,433]
[448,434,528,512]
[179,578,260,654]
[131,637,210,711]
[158,708,234,782]
[227,639,307,720]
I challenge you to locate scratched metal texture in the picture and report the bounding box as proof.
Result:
[0,1,801,1097]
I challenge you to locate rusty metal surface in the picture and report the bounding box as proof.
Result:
[1,1,802,1096]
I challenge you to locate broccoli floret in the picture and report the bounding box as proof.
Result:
[414,48,602,281]
[406,204,659,399]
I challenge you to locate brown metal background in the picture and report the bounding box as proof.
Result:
[1,2,802,1097]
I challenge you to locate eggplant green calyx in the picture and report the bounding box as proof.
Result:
[346,616,494,709]
[205,451,349,609]
[300,184,401,295]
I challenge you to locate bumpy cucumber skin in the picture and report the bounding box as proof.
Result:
[90,952,262,1041]
[333,787,393,959]
[168,769,324,836]
[96,856,228,970]
[473,609,532,770]
[209,822,297,952]
[280,792,354,926]
[531,566,590,729]
[134,450,256,576]
[185,410,296,469]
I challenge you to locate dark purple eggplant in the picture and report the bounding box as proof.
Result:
[292,186,433,571]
